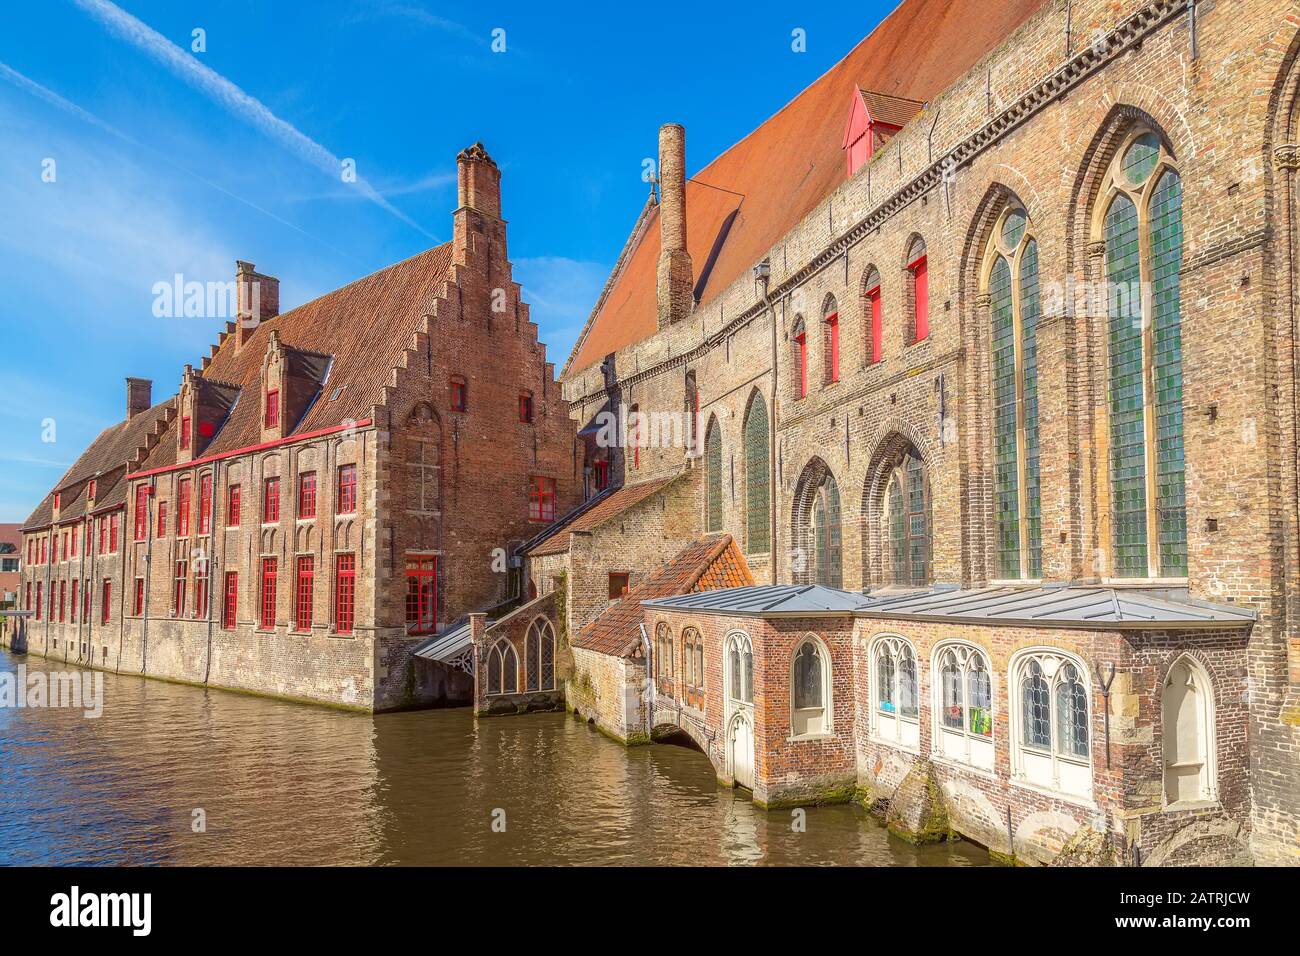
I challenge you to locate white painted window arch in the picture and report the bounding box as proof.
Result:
[1009,648,1092,798]
[931,640,994,771]
[726,630,754,705]
[870,634,919,750]
[486,638,518,696]
[790,634,832,738]
[1162,654,1216,806]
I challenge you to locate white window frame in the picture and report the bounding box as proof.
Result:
[725,630,754,708]
[930,640,995,772]
[789,633,832,739]
[1161,653,1217,808]
[1008,647,1093,800]
[870,634,920,751]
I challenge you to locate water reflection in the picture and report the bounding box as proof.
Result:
[0,649,987,866]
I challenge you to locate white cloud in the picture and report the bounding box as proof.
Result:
[70,0,437,240]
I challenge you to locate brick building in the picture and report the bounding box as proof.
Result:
[10,143,582,712]
[547,0,1300,866]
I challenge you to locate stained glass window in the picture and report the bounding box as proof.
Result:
[812,473,842,588]
[705,419,723,532]
[744,393,770,553]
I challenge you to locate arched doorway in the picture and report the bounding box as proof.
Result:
[728,711,755,790]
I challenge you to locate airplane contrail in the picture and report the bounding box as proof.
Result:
[69,0,437,241]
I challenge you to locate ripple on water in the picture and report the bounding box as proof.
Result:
[0,649,988,866]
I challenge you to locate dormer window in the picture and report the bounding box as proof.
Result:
[88,479,96,500]
[842,89,925,178]
[265,390,280,429]
[53,492,60,510]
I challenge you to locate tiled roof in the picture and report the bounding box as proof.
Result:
[564,0,1049,374]
[572,534,753,658]
[22,397,177,530]
[527,474,681,556]
[143,243,454,463]
[858,89,926,129]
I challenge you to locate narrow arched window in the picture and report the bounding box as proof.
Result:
[1012,651,1091,797]
[862,266,883,365]
[727,632,753,705]
[682,626,705,707]
[822,296,840,385]
[1100,129,1186,578]
[684,369,699,456]
[705,417,723,532]
[884,448,929,586]
[525,617,556,692]
[488,640,519,696]
[872,636,919,748]
[1162,657,1214,805]
[987,206,1042,579]
[907,237,929,343]
[812,472,842,588]
[655,622,674,692]
[743,392,770,553]
[933,642,994,770]
[791,638,829,736]
[792,317,808,399]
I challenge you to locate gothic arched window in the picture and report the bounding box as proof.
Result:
[1012,650,1091,797]
[791,637,831,737]
[705,416,723,533]
[524,617,556,692]
[743,392,770,554]
[883,449,930,587]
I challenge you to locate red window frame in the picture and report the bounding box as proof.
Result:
[26,539,31,564]
[450,377,467,412]
[70,525,77,555]
[228,484,241,527]
[95,519,104,556]
[295,555,314,631]
[265,390,280,428]
[298,472,317,519]
[867,284,883,364]
[194,558,209,619]
[519,392,534,424]
[101,580,111,625]
[82,581,90,622]
[87,479,95,500]
[174,559,187,617]
[134,485,149,540]
[58,580,66,622]
[178,477,192,537]
[335,554,355,635]
[180,416,192,450]
[630,404,640,470]
[134,577,145,616]
[404,556,437,636]
[222,572,238,629]
[25,582,31,615]
[108,513,118,553]
[593,459,609,491]
[528,476,556,522]
[157,500,168,537]
[910,254,929,343]
[336,465,356,514]
[35,582,42,620]
[795,328,808,398]
[825,311,840,383]
[608,573,630,600]
[263,477,280,524]
[260,557,278,629]
[70,579,78,623]
[198,473,212,534]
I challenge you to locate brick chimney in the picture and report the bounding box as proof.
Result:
[656,123,693,328]
[235,260,280,351]
[457,142,501,220]
[126,377,152,419]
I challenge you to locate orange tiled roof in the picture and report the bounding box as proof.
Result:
[527,474,680,556]
[571,534,753,658]
[564,0,1050,375]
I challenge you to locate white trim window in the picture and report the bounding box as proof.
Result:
[524,617,556,692]
[791,635,831,737]
[933,642,994,771]
[871,635,919,750]
[726,631,754,706]
[1011,650,1092,798]
[1162,655,1216,807]
[486,639,519,696]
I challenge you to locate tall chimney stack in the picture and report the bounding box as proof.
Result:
[656,123,693,328]
[235,260,280,351]
[457,142,501,220]
[126,377,152,419]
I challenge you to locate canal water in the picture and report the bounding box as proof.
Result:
[0,648,987,866]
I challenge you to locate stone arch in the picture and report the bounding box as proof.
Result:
[790,456,842,587]
[1160,651,1218,806]
[861,424,934,587]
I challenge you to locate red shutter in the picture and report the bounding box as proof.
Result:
[334,555,355,635]
[178,477,191,537]
[199,474,212,534]
[223,572,238,629]
[228,485,241,527]
[260,557,277,628]
[911,256,929,342]
[101,580,111,625]
[869,286,883,364]
[336,465,356,514]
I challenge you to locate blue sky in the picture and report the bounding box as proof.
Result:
[0,0,897,521]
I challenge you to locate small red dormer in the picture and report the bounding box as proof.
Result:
[842,88,926,178]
